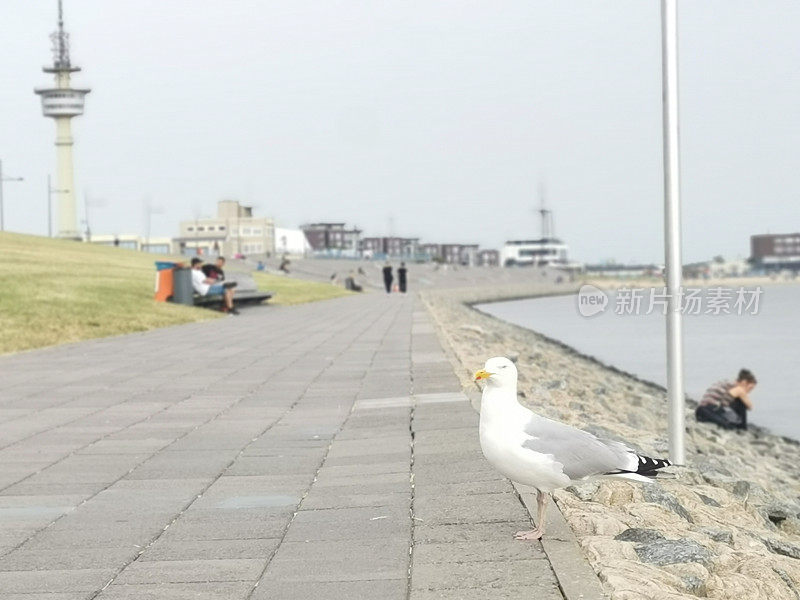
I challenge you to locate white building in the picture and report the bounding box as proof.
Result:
[501,238,573,267]
[274,227,312,257]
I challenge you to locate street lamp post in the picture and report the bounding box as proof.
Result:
[0,159,25,232]
[661,0,686,465]
[48,176,69,238]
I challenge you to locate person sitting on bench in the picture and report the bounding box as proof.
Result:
[202,256,228,283]
[191,258,238,315]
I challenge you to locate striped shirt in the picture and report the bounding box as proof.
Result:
[699,380,735,408]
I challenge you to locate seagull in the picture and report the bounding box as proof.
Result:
[475,356,671,540]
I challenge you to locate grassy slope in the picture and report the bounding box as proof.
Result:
[252,272,353,305]
[0,232,356,355]
[0,232,218,354]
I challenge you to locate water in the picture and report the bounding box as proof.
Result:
[476,284,800,440]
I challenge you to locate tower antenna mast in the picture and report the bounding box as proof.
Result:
[537,182,553,239]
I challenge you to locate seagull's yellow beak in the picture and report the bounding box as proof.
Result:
[474,369,493,381]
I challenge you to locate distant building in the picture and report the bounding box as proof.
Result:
[418,243,479,265]
[477,249,500,267]
[89,235,174,254]
[751,233,800,272]
[584,263,662,278]
[419,243,442,262]
[275,227,312,257]
[176,200,275,257]
[301,223,361,257]
[361,237,420,259]
[501,238,580,269]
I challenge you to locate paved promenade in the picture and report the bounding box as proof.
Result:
[0,293,603,599]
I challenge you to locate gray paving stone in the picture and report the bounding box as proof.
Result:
[412,539,546,563]
[112,558,265,584]
[158,516,288,542]
[97,581,253,599]
[301,489,410,511]
[411,559,556,591]
[413,521,534,545]
[413,493,528,525]
[0,547,139,571]
[263,539,408,582]
[251,579,407,600]
[284,507,411,543]
[0,594,91,600]
[410,585,563,600]
[141,538,281,562]
[0,568,117,593]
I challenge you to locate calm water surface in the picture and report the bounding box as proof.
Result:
[476,284,800,440]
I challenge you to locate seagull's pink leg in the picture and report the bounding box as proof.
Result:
[515,490,548,540]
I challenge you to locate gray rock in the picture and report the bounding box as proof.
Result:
[695,459,733,482]
[698,527,733,545]
[545,379,567,390]
[732,481,774,507]
[459,324,487,335]
[566,481,600,502]
[634,539,712,566]
[682,575,708,596]
[697,493,721,508]
[643,485,694,523]
[732,480,751,499]
[764,538,800,560]
[763,503,800,524]
[772,567,800,600]
[615,528,666,544]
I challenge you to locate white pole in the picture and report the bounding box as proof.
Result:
[661,0,685,465]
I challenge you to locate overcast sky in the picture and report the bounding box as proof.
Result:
[1,1,798,263]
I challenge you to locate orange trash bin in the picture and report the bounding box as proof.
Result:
[154,261,176,302]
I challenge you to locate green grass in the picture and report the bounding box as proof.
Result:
[252,271,354,305]
[0,232,220,355]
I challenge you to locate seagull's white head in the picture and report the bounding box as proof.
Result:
[474,356,517,388]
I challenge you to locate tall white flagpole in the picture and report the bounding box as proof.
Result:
[661,0,685,464]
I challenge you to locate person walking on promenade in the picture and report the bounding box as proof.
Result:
[398,262,408,293]
[382,262,393,294]
[696,369,757,430]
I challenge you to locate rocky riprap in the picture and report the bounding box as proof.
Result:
[422,284,800,600]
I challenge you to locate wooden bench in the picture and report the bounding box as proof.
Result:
[193,272,273,309]
[193,290,273,308]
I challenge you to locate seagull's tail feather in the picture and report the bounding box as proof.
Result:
[604,454,672,481]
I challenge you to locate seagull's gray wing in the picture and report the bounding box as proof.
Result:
[522,414,637,480]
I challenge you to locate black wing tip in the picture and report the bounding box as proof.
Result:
[635,454,672,475]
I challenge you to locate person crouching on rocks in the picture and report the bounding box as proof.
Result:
[696,369,757,431]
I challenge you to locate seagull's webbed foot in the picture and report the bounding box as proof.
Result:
[514,528,543,540]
